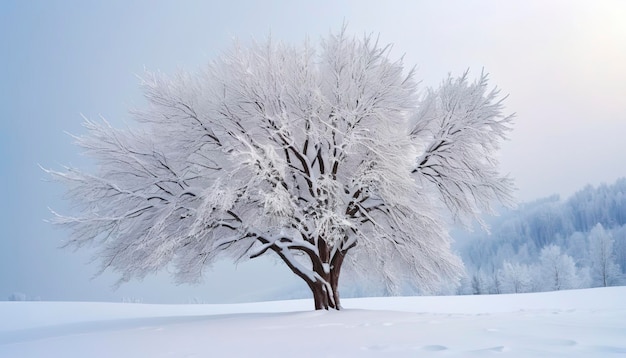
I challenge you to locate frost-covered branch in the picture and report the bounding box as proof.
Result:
[411,71,515,229]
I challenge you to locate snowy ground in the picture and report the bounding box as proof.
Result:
[1,287,625,357]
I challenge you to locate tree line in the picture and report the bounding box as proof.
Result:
[456,178,626,295]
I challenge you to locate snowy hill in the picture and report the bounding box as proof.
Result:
[1,287,625,357]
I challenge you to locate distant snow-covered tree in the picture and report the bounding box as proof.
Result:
[588,223,622,287]
[562,231,588,267]
[612,224,626,273]
[47,29,514,310]
[499,261,533,294]
[8,292,26,301]
[537,244,578,291]
[492,267,503,294]
[470,269,492,295]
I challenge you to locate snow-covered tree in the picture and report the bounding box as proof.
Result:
[8,292,26,301]
[612,224,626,273]
[499,261,533,294]
[47,29,514,310]
[470,269,493,295]
[537,244,578,291]
[588,223,622,287]
[563,231,588,267]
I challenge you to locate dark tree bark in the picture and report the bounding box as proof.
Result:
[302,238,354,310]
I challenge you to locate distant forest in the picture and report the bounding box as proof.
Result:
[454,178,626,295]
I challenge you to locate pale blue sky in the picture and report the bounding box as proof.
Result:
[1,0,625,302]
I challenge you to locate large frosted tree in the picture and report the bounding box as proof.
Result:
[48,30,514,310]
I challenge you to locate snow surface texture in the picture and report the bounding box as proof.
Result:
[1,287,625,357]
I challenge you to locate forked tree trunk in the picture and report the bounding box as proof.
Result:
[274,237,352,310]
[310,247,347,310]
[311,282,333,310]
[308,238,339,310]
[310,269,341,310]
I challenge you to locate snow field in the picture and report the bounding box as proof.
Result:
[1,287,625,357]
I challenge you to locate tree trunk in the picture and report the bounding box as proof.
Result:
[311,281,333,310]
[272,237,353,310]
[329,248,346,309]
[310,277,339,310]
[309,248,347,310]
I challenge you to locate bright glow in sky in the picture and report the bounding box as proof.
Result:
[1,0,625,303]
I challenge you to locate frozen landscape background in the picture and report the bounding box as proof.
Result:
[2,2,626,356]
